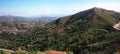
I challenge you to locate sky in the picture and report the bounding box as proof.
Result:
[0,0,120,17]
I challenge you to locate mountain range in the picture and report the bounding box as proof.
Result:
[0,15,58,22]
[0,15,30,21]
[0,15,58,33]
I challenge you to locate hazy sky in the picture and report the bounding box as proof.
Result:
[0,0,120,16]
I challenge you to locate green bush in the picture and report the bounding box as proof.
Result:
[67,52,73,54]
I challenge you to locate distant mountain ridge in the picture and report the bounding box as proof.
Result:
[0,15,30,21]
[31,16,58,23]
[0,15,58,33]
[0,15,58,23]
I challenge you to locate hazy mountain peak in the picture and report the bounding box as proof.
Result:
[91,7,102,10]
[74,7,105,16]
[49,7,120,27]
[82,7,111,14]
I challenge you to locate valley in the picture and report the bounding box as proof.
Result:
[0,15,58,33]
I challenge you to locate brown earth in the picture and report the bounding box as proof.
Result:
[113,22,120,30]
[46,50,66,54]
[115,52,120,54]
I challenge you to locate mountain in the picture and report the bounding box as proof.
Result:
[49,7,120,27]
[45,7,120,54]
[46,7,120,35]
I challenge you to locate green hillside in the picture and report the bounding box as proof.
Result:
[0,7,120,54]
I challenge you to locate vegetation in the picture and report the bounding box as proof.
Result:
[0,7,120,54]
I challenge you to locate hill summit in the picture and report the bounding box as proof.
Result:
[49,7,120,28]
